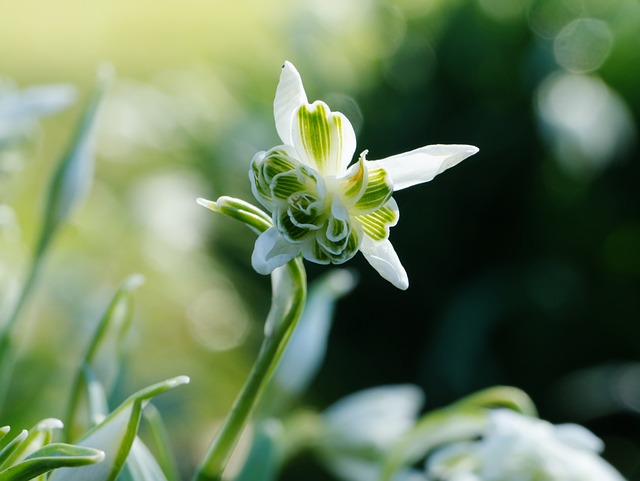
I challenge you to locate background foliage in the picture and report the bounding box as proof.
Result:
[1,0,639,479]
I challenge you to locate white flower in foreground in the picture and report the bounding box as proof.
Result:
[426,409,627,481]
[249,61,478,289]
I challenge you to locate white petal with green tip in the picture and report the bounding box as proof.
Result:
[370,144,478,191]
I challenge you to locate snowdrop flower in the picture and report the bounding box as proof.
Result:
[317,385,425,481]
[425,409,627,481]
[250,62,478,289]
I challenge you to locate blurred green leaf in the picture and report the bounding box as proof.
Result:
[0,65,112,411]
[0,81,76,148]
[269,269,357,408]
[1,419,63,469]
[233,421,281,481]
[140,405,179,481]
[121,437,169,481]
[51,376,189,481]
[379,408,486,481]
[37,64,112,256]
[0,432,28,469]
[0,443,104,481]
[66,274,145,441]
[451,386,538,417]
[0,429,10,447]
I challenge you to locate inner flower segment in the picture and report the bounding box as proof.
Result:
[251,148,361,264]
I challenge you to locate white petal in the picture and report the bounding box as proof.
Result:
[274,61,308,146]
[251,226,301,274]
[360,236,408,290]
[369,144,479,191]
[554,423,604,453]
[323,384,425,450]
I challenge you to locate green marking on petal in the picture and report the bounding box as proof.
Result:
[272,172,306,200]
[297,102,337,175]
[276,209,310,243]
[355,199,398,241]
[308,241,332,265]
[271,166,321,201]
[250,156,273,207]
[326,216,349,243]
[341,156,367,205]
[288,193,323,230]
[313,219,360,262]
[263,149,297,183]
[353,167,393,214]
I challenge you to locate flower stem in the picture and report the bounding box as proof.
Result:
[0,231,50,412]
[193,197,307,481]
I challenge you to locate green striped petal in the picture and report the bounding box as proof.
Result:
[355,198,399,242]
[271,166,320,201]
[292,101,356,177]
[304,226,360,265]
[339,153,368,206]
[275,208,311,243]
[287,193,324,230]
[352,166,393,215]
[250,147,299,209]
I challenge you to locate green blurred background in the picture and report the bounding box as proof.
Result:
[1,0,639,479]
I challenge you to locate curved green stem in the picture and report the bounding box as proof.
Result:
[0,236,49,412]
[193,197,307,481]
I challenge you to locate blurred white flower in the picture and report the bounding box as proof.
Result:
[317,384,425,481]
[426,409,626,481]
[249,61,478,289]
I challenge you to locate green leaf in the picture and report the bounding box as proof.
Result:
[379,408,486,481]
[450,385,537,417]
[121,437,168,481]
[0,428,10,446]
[36,64,112,257]
[66,274,145,441]
[0,81,77,149]
[0,66,112,409]
[0,419,63,469]
[268,269,357,408]
[140,405,179,481]
[51,376,189,481]
[0,432,28,469]
[233,421,281,481]
[0,443,103,481]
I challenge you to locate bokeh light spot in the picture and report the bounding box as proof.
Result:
[536,72,636,177]
[478,0,530,22]
[554,19,613,73]
[188,286,250,352]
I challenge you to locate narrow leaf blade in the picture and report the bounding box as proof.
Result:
[0,443,103,481]
[51,376,189,481]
